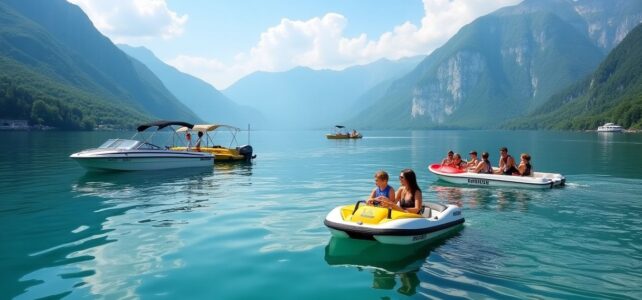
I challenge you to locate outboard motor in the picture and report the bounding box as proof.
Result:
[238,145,255,161]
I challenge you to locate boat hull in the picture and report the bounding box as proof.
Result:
[70,151,213,171]
[324,204,465,245]
[326,134,362,139]
[171,146,254,161]
[428,164,565,189]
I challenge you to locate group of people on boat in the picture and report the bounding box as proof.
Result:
[441,146,532,176]
[365,169,423,214]
[185,131,204,151]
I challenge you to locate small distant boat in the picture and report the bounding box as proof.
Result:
[428,164,565,189]
[326,125,362,139]
[597,123,624,132]
[324,201,464,245]
[70,121,214,171]
[171,124,255,161]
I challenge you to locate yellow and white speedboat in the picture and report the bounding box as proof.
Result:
[324,201,464,245]
[171,124,255,162]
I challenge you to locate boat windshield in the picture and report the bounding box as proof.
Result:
[98,139,141,150]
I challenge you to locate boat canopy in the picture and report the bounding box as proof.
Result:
[335,125,345,129]
[137,120,194,132]
[176,124,240,133]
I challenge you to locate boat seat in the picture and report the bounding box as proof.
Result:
[424,202,447,212]
[421,207,431,218]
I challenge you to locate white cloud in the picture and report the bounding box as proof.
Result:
[68,0,188,43]
[172,0,520,89]
[70,0,520,88]
[237,0,521,71]
[167,55,247,90]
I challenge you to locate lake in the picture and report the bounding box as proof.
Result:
[1,130,641,299]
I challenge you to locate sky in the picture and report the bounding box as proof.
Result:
[68,0,521,89]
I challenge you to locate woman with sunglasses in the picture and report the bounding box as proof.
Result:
[381,169,423,214]
[441,150,455,167]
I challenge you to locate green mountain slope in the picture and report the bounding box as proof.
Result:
[348,0,642,129]
[0,56,149,129]
[0,0,199,129]
[119,45,265,127]
[505,23,642,130]
[223,56,423,129]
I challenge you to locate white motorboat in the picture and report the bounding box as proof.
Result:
[324,201,464,245]
[70,121,214,171]
[428,164,565,189]
[597,123,624,132]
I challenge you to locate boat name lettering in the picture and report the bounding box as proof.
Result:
[360,208,374,218]
[412,234,427,241]
[467,178,489,185]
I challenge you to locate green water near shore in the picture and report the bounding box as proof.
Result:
[1,130,641,299]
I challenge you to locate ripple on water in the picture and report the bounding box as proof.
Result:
[3,131,642,299]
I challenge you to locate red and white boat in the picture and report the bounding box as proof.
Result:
[428,164,565,189]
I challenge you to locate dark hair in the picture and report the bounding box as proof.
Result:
[198,131,203,137]
[469,150,477,155]
[401,169,421,197]
[482,152,489,159]
[500,146,508,152]
[447,150,454,155]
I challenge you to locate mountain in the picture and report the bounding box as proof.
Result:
[118,45,265,127]
[495,0,642,52]
[223,56,423,129]
[505,22,642,130]
[0,0,199,129]
[348,0,642,129]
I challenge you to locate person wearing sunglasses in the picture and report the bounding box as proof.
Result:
[380,169,423,214]
[440,150,455,167]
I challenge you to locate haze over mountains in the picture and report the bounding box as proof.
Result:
[0,0,199,129]
[223,56,424,129]
[119,45,266,128]
[349,0,642,129]
[506,22,642,130]
[1,0,641,130]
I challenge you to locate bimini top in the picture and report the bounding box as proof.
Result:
[137,121,195,132]
[176,124,240,133]
[335,125,345,129]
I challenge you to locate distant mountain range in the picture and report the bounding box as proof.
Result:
[223,57,424,129]
[1,0,640,131]
[505,22,642,130]
[119,45,265,128]
[347,0,642,129]
[0,0,199,129]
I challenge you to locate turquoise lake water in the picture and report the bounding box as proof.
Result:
[1,130,641,299]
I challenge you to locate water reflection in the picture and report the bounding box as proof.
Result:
[431,185,539,212]
[11,169,228,299]
[431,185,464,207]
[325,237,445,297]
[214,161,254,179]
